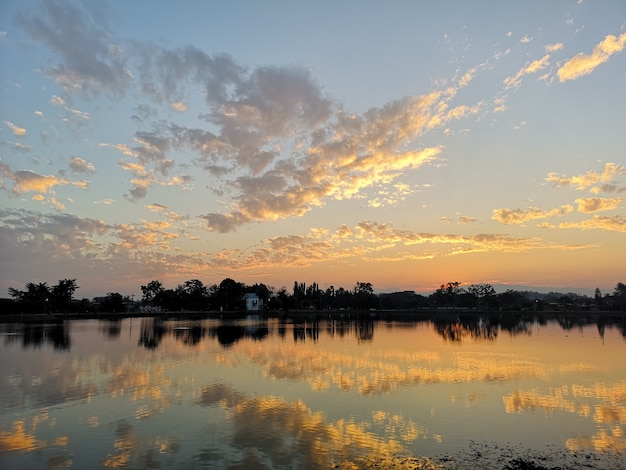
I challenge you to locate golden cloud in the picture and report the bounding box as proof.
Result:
[504,382,626,452]
[503,54,550,89]
[558,215,626,233]
[545,162,625,191]
[198,382,412,468]
[558,33,626,82]
[491,205,573,224]
[3,120,27,137]
[575,197,622,213]
[112,221,179,251]
[545,43,563,53]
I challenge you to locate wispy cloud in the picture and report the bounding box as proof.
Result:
[2,120,27,137]
[557,33,626,82]
[503,55,551,90]
[558,215,626,233]
[545,163,625,191]
[545,43,564,53]
[492,206,573,225]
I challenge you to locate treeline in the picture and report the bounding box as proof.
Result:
[4,278,626,314]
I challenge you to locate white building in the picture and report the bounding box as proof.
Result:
[242,293,262,311]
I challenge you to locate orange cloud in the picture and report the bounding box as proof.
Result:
[545,43,563,53]
[3,120,27,137]
[558,33,626,82]
[503,54,550,89]
[575,197,622,213]
[558,215,626,233]
[545,163,625,191]
[492,205,573,225]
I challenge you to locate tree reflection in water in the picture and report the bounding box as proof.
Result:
[2,312,625,351]
[2,323,71,351]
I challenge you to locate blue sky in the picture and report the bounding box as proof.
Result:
[1,1,625,298]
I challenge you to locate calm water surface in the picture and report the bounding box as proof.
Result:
[1,314,625,469]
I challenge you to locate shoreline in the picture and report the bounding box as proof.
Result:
[1,309,625,324]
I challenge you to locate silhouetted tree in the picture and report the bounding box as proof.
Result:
[216,278,245,311]
[176,279,209,311]
[354,281,377,310]
[51,279,78,312]
[614,282,626,311]
[100,292,126,313]
[141,280,164,305]
[431,281,464,308]
[594,288,604,309]
[466,283,496,310]
[8,282,51,313]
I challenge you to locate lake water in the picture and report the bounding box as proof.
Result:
[1,313,625,469]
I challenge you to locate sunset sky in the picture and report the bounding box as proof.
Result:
[1,1,625,298]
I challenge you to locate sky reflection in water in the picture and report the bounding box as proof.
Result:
[0,315,625,469]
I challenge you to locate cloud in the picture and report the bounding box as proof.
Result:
[557,33,626,82]
[145,203,189,222]
[0,208,109,259]
[545,43,564,53]
[558,215,626,233]
[575,197,622,213]
[0,163,89,212]
[4,169,70,194]
[99,142,136,157]
[111,221,179,252]
[49,95,66,106]
[1,141,31,152]
[458,68,476,88]
[69,157,95,173]
[17,0,130,96]
[2,120,27,137]
[207,220,590,272]
[545,162,625,191]
[503,55,550,89]
[169,101,188,112]
[492,205,574,225]
[200,81,484,232]
[520,35,533,43]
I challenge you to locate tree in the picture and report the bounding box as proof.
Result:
[177,279,209,311]
[216,278,245,311]
[466,283,496,310]
[100,293,126,313]
[9,282,51,313]
[594,288,604,309]
[354,282,377,310]
[51,279,78,312]
[614,282,626,311]
[432,282,464,308]
[141,280,164,304]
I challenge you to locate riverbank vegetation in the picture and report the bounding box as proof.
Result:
[3,277,626,315]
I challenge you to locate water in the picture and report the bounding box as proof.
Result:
[0,313,625,469]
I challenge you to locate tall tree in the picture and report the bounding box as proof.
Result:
[51,279,78,311]
[141,280,165,304]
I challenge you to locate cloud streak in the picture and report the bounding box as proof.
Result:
[558,33,626,82]
[492,206,574,225]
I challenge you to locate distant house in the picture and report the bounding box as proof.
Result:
[242,293,262,311]
[139,304,162,313]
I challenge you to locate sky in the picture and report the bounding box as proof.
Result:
[1,1,625,299]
